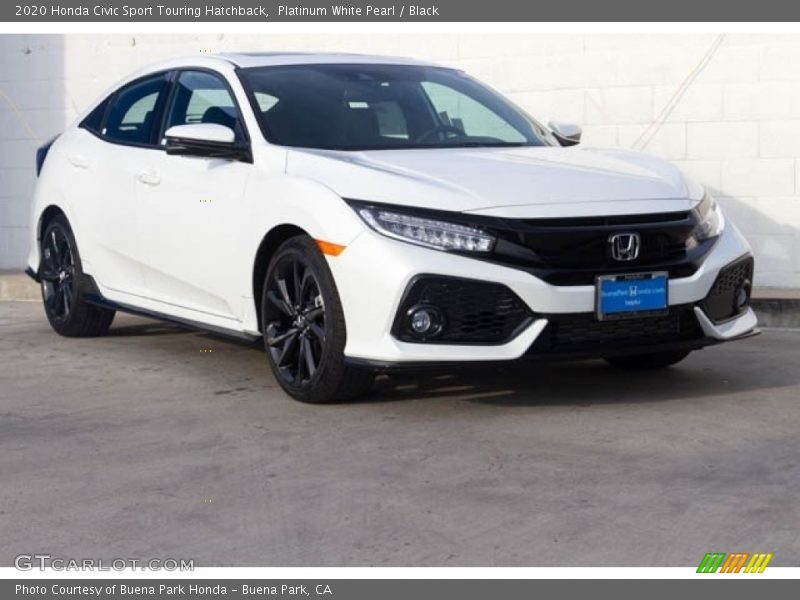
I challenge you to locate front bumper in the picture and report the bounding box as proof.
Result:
[330,219,757,366]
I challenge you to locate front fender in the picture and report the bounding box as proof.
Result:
[236,172,368,333]
[248,173,366,248]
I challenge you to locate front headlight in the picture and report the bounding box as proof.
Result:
[691,192,724,242]
[352,203,496,252]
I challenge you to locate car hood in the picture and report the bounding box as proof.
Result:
[285,146,703,216]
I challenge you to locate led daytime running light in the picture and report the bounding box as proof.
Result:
[358,207,495,252]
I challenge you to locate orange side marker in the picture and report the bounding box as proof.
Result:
[315,239,346,256]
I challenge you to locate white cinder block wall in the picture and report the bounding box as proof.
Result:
[1,33,799,287]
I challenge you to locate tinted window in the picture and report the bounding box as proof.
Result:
[80,96,110,134]
[166,71,244,140]
[104,74,169,145]
[421,81,527,143]
[239,64,553,150]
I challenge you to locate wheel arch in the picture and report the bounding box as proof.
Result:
[252,223,310,332]
[31,205,71,276]
[38,205,69,241]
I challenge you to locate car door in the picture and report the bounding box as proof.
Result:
[134,69,252,323]
[74,72,171,297]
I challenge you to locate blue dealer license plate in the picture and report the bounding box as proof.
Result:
[596,272,668,320]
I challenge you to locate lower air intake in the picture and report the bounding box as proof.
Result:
[528,305,705,356]
[701,255,754,323]
[392,276,532,344]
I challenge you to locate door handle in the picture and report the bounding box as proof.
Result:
[67,154,90,169]
[136,170,161,187]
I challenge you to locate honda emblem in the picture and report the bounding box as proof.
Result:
[609,232,641,261]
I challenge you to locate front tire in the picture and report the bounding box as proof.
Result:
[39,215,115,337]
[261,235,374,403]
[604,349,692,369]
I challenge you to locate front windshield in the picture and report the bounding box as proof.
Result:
[238,64,554,150]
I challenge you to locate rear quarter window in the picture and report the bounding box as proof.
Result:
[80,97,110,135]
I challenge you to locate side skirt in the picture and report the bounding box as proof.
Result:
[79,275,260,344]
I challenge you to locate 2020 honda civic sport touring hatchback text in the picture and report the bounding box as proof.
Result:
[27,52,758,403]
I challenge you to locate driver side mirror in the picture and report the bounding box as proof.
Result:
[548,121,582,147]
[164,123,252,163]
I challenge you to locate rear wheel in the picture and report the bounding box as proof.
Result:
[604,349,692,369]
[39,215,115,337]
[261,235,374,403]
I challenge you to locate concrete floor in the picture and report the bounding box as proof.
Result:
[1,300,799,567]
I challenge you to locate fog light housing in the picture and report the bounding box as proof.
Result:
[700,255,754,323]
[392,276,532,344]
[735,279,752,310]
[406,305,443,339]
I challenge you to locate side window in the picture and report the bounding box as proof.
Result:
[421,81,526,143]
[165,71,244,140]
[104,74,169,145]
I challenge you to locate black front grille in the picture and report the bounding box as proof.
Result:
[482,211,713,285]
[518,213,691,266]
[527,305,705,356]
[393,276,532,344]
[701,255,754,323]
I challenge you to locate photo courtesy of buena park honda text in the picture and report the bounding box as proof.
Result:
[0,0,799,597]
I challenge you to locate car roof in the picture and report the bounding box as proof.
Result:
[216,52,440,68]
[139,52,440,72]
[120,53,445,84]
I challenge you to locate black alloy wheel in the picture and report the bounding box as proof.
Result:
[40,222,77,323]
[39,215,115,337]
[261,236,374,403]
[264,254,327,386]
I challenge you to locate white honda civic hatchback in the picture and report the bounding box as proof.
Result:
[27,52,758,403]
